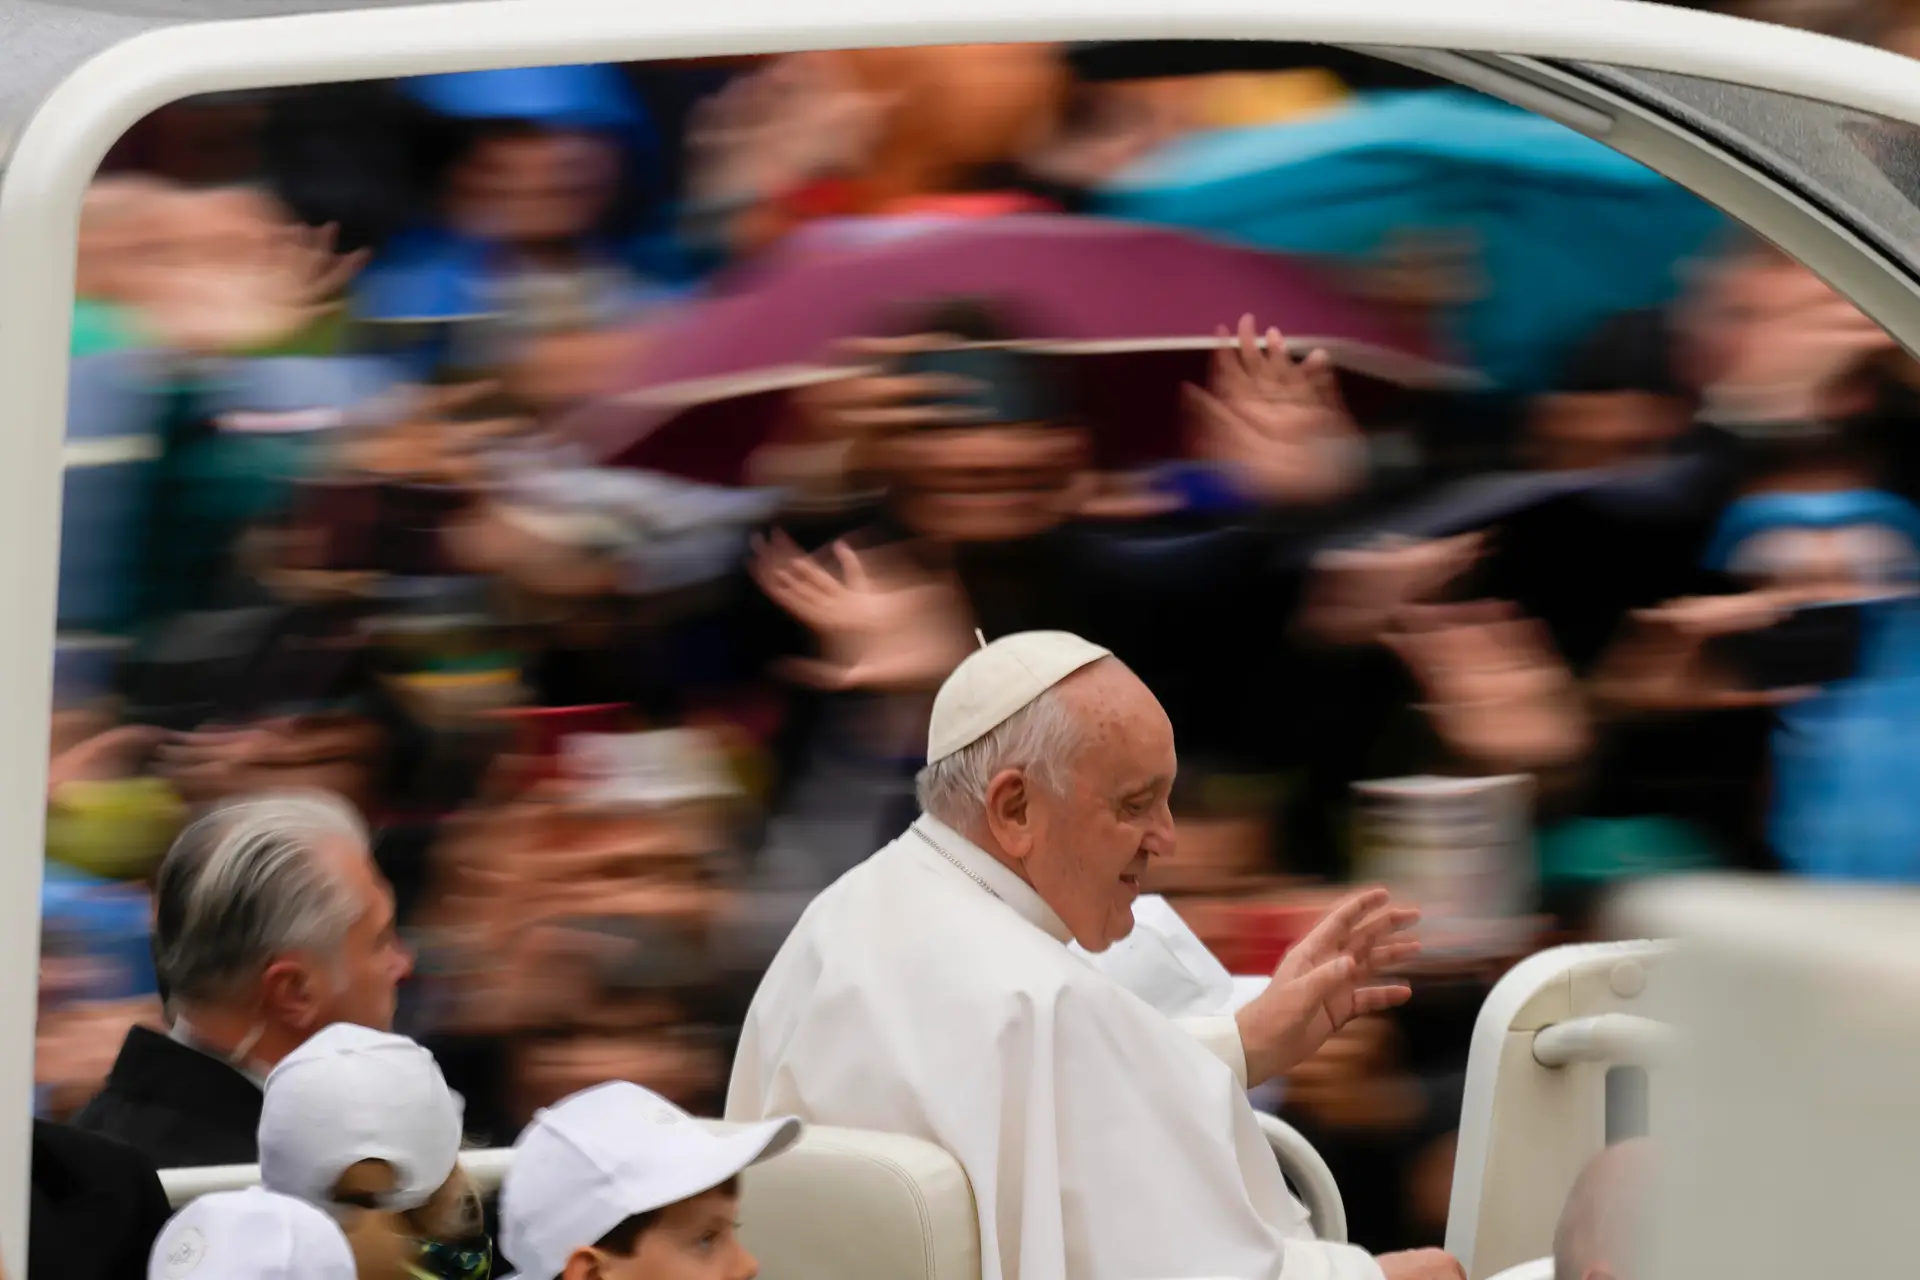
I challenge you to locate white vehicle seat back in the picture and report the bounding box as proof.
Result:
[1445,941,1668,1280]
[733,1123,981,1280]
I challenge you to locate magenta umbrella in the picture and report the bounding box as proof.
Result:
[567,215,1475,464]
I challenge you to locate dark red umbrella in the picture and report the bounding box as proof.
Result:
[566,215,1476,468]
[582,344,1467,487]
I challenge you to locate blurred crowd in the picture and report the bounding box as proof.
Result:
[34,0,1920,1267]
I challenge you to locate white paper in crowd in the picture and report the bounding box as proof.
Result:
[1071,893,1237,1019]
[562,728,743,808]
[1352,773,1536,959]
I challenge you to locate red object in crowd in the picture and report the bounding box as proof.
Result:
[488,704,629,786]
[1212,900,1330,976]
[879,192,1059,218]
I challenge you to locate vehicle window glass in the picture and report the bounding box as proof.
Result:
[1568,62,1920,278]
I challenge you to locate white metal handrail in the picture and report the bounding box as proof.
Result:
[1255,1112,1348,1244]
[1531,1014,1672,1068]
[163,1128,1350,1243]
[161,1147,513,1208]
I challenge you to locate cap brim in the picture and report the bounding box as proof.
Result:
[636,1115,804,1217]
[694,1116,804,1195]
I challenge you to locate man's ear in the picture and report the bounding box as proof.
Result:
[561,1247,608,1280]
[259,957,324,1030]
[982,767,1036,860]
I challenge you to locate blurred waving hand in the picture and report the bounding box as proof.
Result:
[751,530,974,692]
[1187,313,1366,507]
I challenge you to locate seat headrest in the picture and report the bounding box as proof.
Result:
[729,1123,981,1280]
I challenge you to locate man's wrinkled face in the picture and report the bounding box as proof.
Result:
[1021,663,1177,950]
[307,836,413,1033]
[883,424,1085,543]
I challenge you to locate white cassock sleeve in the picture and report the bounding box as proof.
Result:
[1176,1015,1251,1087]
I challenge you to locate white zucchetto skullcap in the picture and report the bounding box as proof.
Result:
[926,631,1112,764]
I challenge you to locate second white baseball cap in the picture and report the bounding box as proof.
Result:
[925,630,1111,764]
[500,1081,801,1280]
[149,1188,355,1280]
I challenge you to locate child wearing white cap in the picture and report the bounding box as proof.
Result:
[258,1023,489,1280]
[148,1188,356,1280]
[499,1081,801,1280]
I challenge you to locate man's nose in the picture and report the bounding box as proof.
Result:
[392,940,416,982]
[1146,804,1177,856]
[730,1243,760,1280]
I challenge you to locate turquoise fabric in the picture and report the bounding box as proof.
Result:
[1537,816,1722,886]
[1097,89,1727,390]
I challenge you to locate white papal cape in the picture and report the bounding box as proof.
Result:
[726,815,1384,1280]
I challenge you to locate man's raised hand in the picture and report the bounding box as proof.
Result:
[1233,886,1420,1087]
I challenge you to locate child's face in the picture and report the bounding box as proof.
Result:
[600,1189,758,1280]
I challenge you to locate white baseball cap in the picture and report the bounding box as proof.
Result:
[260,1023,464,1213]
[149,1188,356,1280]
[926,631,1112,764]
[500,1081,802,1280]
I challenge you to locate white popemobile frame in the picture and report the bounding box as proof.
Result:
[1444,941,1670,1280]
[142,941,1662,1280]
[8,0,1920,1272]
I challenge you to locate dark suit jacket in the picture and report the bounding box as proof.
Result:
[30,1122,172,1280]
[69,1027,261,1171]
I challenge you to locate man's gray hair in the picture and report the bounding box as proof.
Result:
[151,789,371,1007]
[914,687,1082,827]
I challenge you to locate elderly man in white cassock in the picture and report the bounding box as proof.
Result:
[728,631,1465,1280]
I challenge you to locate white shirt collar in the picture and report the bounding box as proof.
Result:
[909,814,1074,946]
[169,1019,269,1089]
